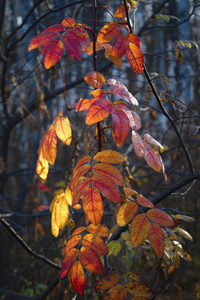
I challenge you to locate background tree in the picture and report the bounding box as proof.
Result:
[0,0,200,299]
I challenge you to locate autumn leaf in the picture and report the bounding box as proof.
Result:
[64,187,73,206]
[114,3,128,18]
[72,177,91,206]
[79,246,104,274]
[148,223,165,258]
[107,241,121,256]
[146,208,174,227]
[82,234,108,255]
[28,31,60,51]
[84,71,105,89]
[124,187,138,196]
[96,273,120,291]
[42,40,64,69]
[130,214,150,247]
[68,260,85,297]
[137,194,154,208]
[104,285,127,300]
[73,156,91,173]
[68,25,90,49]
[116,202,138,226]
[143,133,164,149]
[112,108,130,146]
[94,150,124,164]
[125,42,144,75]
[104,44,122,67]
[39,124,57,165]
[71,226,86,237]
[70,164,91,190]
[87,224,110,238]
[82,187,104,225]
[97,22,121,43]
[86,98,113,125]
[61,18,76,27]
[43,24,66,32]
[36,151,49,180]
[61,34,82,61]
[125,281,153,297]
[125,33,142,50]
[108,85,138,106]
[111,33,128,58]
[51,192,69,232]
[60,248,79,279]
[63,235,82,253]
[54,111,72,146]
[93,163,124,186]
[132,130,145,158]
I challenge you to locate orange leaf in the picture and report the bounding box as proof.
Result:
[125,33,142,50]
[82,187,104,225]
[146,208,174,227]
[97,22,121,43]
[114,3,128,18]
[84,71,105,89]
[125,281,153,297]
[42,40,64,69]
[93,163,123,186]
[86,99,113,125]
[82,234,108,255]
[96,273,120,291]
[28,31,60,51]
[54,111,72,145]
[94,150,124,164]
[111,33,128,58]
[60,248,79,279]
[36,151,49,180]
[124,187,138,196]
[61,34,82,61]
[40,124,57,165]
[148,223,165,258]
[72,177,91,206]
[90,89,107,98]
[112,108,130,147]
[137,194,154,208]
[130,214,150,247]
[75,97,96,112]
[61,18,76,27]
[104,44,122,67]
[125,43,144,75]
[79,246,103,274]
[63,235,82,253]
[116,202,138,226]
[70,164,91,190]
[104,285,127,300]
[69,260,85,297]
[71,226,86,237]
[73,156,91,173]
[86,41,104,55]
[93,174,121,203]
[132,130,145,158]
[87,224,110,238]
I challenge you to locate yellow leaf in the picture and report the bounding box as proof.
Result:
[103,285,126,300]
[107,240,121,256]
[64,187,73,206]
[125,281,153,297]
[51,192,69,234]
[94,150,124,164]
[130,214,150,247]
[54,111,72,145]
[116,202,138,226]
[36,151,49,180]
[96,274,120,291]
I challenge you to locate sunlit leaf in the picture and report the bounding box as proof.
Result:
[124,187,138,197]
[130,214,150,247]
[125,43,144,75]
[79,246,104,274]
[143,144,162,172]
[73,156,91,173]
[40,124,57,165]
[132,130,145,158]
[63,235,82,253]
[82,187,104,225]
[109,86,138,106]
[82,234,108,255]
[68,25,90,49]
[125,33,142,50]
[96,273,120,291]
[87,224,110,238]
[72,177,91,206]
[125,281,153,297]
[94,150,124,164]
[117,202,138,226]
[84,71,105,89]
[93,163,123,186]
[90,89,107,98]
[68,260,85,297]
[97,22,121,43]
[112,108,130,146]
[61,33,82,61]
[42,40,64,69]
[174,227,193,241]
[51,192,69,230]
[107,240,121,256]
[36,151,49,180]
[54,111,72,146]
[64,187,73,206]
[104,44,122,67]
[28,31,60,51]
[49,189,65,212]
[51,215,59,238]
[60,248,79,279]
[146,208,174,227]
[137,194,154,208]
[86,98,113,125]
[86,41,104,55]
[148,223,165,258]
[103,285,127,300]
[111,33,128,58]
[70,164,91,190]
[114,3,128,18]
[61,18,76,27]
[43,24,66,32]
[143,133,164,149]
[71,226,86,237]
[93,174,121,203]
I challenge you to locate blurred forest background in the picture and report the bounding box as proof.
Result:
[0,0,200,299]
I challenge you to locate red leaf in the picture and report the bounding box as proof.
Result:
[68,25,90,49]
[148,223,165,258]
[60,248,79,279]
[125,43,144,75]
[116,104,141,131]
[125,33,142,50]
[143,133,164,149]
[112,108,130,146]
[61,34,82,61]
[42,40,64,69]
[68,261,85,297]
[72,177,91,206]
[130,214,150,247]
[86,98,113,125]
[146,208,174,227]
[143,144,162,172]
[132,130,145,158]
[93,163,123,186]
[82,187,104,225]
[79,246,104,274]
[28,31,60,51]
[108,85,138,106]
[137,194,154,208]
[94,150,124,164]
[43,24,66,32]
[84,71,105,89]
[92,174,121,204]
[116,202,138,226]
[61,18,76,27]
[82,234,108,255]
[97,22,121,43]
[111,33,128,58]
